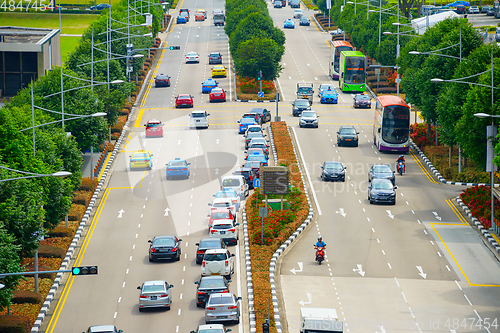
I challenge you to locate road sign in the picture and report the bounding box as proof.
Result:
[259,207,268,217]
[395,78,401,83]
[258,91,264,98]
[261,166,289,195]
[253,178,261,188]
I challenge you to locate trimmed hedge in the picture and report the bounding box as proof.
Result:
[37,245,66,259]
[11,291,43,305]
[0,315,31,333]
[46,226,73,238]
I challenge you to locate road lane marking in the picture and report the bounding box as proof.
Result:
[409,148,438,184]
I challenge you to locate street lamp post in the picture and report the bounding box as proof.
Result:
[431,50,498,234]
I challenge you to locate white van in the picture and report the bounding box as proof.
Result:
[190,110,210,129]
[221,175,248,200]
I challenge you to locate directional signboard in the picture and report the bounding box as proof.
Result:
[261,166,289,195]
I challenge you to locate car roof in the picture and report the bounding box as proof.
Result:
[241,118,256,123]
[222,175,244,180]
[211,88,223,92]
[208,293,235,299]
[203,79,216,83]
[372,178,393,184]
[234,167,252,172]
[214,65,225,68]
[210,208,232,214]
[212,219,233,226]
[89,325,117,333]
[205,248,228,254]
[192,110,206,115]
[200,276,226,281]
[178,94,191,98]
[143,280,166,286]
[154,235,176,240]
[213,197,232,203]
[147,119,161,123]
[197,324,225,331]
[340,125,355,129]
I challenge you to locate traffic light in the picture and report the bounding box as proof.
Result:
[72,266,98,275]
[263,320,270,333]
[169,46,180,50]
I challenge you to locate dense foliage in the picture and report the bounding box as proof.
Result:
[225,0,285,80]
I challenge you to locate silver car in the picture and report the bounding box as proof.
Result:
[205,293,242,324]
[84,326,123,333]
[191,324,231,333]
[299,110,319,128]
[137,280,174,311]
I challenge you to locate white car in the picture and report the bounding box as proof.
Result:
[210,219,239,245]
[209,198,237,220]
[468,5,479,13]
[201,249,235,278]
[299,110,319,128]
[220,175,248,200]
[244,124,263,137]
[214,188,241,211]
[186,51,200,63]
[293,9,303,18]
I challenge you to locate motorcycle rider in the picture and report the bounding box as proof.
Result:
[396,155,405,172]
[315,236,326,249]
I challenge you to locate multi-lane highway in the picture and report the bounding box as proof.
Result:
[40,1,500,332]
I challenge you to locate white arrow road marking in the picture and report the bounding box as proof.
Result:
[379,326,386,333]
[216,139,220,144]
[118,209,124,218]
[386,210,394,219]
[164,208,170,216]
[353,264,365,276]
[215,168,219,175]
[335,208,346,217]
[416,266,427,279]
[290,262,303,274]
[432,211,442,221]
[177,140,181,145]
[298,293,312,306]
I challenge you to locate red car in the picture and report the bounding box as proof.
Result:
[245,147,266,160]
[175,94,194,108]
[207,209,235,230]
[154,73,170,87]
[209,88,226,103]
[144,119,163,137]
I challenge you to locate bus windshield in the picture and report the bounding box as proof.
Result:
[334,46,352,72]
[381,105,410,144]
[344,56,365,84]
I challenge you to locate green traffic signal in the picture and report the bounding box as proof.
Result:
[72,267,80,275]
[72,266,98,275]
[169,46,180,50]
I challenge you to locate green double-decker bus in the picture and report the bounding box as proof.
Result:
[338,51,366,93]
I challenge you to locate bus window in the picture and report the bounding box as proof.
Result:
[334,46,351,73]
[381,105,410,144]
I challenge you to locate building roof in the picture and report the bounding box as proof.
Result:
[0,26,59,51]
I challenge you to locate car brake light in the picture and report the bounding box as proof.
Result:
[229,228,235,233]
[202,261,205,267]
[160,294,168,298]
[150,248,156,253]
[228,305,237,309]
[197,250,204,254]
[225,260,228,266]
[172,247,177,252]
[220,290,228,293]
[140,295,148,298]
[211,229,217,234]
[206,307,216,310]
[198,291,207,295]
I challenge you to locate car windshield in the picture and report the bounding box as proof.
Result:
[143,284,165,293]
[147,122,161,127]
[251,139,266,145]
[301,17,309,21]
[179,12,188,17]
[247,155,264,161]
[200,240,223,248]
[187,52,197,56]
[295,100,309,106]
[153,238,175,246]
[212,88,223,93]
[199,279,226,288]
[179,95,191,100]
[192,113,206,118]
[213,202,231,208]
[251,144,266,150]
[241,118,255,124]
[298,87,313,94]
[372,181,393,190]
[321,85,334,90]
[222,179,241,187]
[205,253,228,261]
[169,161,186,167]
[373,165,391,173]
[215,191,236,199]
[357,95,370,100]
[209,295,234,305]
[248,127,261,132]
[244,162,261,168]
[213,223,232,230]
[210,53,220,57]
[133,153,149,159]
[302,111,316,117]
[211,211,230,219]
[324,162,342,170]
[340,127,356,135]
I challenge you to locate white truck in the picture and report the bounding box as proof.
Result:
[300,308,343,333]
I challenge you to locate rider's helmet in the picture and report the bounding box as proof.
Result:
[318,236,322,240]
[399,155,403,159]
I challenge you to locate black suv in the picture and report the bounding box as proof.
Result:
[250,108,271,124]
[195,238,227,264]
[209,52,222,64]
[292,99,311,117]
[233,167,257,189]
[337,125,359,147]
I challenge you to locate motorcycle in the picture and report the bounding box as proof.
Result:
[397,160,405,176]
[314,246,325,265]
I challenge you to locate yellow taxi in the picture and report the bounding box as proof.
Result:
[129,150,153,170]
[212,65,227,78]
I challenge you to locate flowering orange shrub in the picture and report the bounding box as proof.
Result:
[239,76,275,94]
[245,121,309,333]
[411,123,436,148]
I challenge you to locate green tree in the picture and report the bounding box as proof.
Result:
[0,222,23,311]
[234,37,284,80]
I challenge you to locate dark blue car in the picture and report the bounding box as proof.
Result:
[238,118,257,134]
[166,158,190,179]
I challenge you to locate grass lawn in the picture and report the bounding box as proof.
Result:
[61,36,81,61]
[0,13,97,34]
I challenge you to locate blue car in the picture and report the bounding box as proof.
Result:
[202,79,218,93]
[177,13,188,23]
[284,19,295,29]
[238,118,257,134]
[166,158,190,179]
[247,154,268,166]
[319,88,338,104]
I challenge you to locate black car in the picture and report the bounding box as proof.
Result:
[250,108,272,123]
[209,52,222,65]
[321,161,346,182]
[242,161,262,178]
[353,94,371,108]
[195,238,226,264]
[368,164,395,185]
[194,276,230,307]
[90,3,111,10]
[233,167,257,190]
[299,17,310,26]
[155,73,171,87]
[368,178,398,205]
[292,99,311,117]
[337,125,359,147]
[148,235,182,262]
